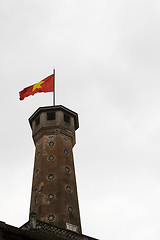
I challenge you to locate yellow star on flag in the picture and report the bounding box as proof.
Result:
[32,80,44,92]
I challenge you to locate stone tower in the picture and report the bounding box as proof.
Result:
[0,105,99,240]
[28,105,81,234]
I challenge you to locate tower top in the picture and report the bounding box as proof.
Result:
[29,105,79,130]
[29,105,79,145]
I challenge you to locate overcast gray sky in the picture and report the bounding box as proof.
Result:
[1,0,160,239]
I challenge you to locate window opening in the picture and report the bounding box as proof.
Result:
[64,114,70,123]
[47,111,55,120]
[35,116,40,126]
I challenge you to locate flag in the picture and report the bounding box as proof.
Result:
[19,74,54,100]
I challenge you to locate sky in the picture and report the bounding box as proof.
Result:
[0,0,160,239]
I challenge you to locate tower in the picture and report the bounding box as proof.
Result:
[29,105,81,233]
[0,105,99,240]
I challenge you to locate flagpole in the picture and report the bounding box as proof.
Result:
[53,68,55,106]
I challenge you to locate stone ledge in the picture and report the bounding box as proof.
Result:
[21,220,99,240]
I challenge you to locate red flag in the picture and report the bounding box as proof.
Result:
[19,74,54,100]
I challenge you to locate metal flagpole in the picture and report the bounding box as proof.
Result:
[53,68,55,106]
